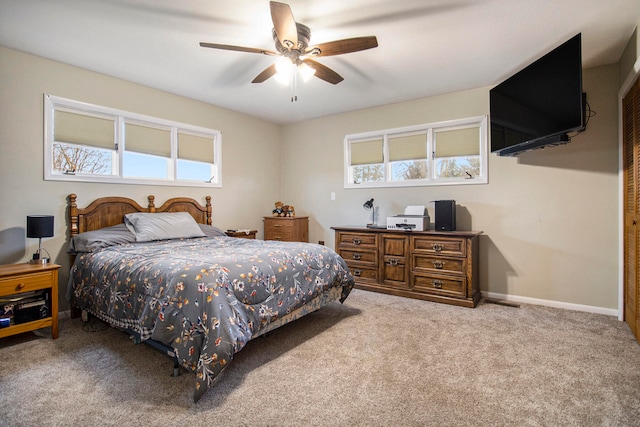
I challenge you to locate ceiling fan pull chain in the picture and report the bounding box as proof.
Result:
[291,67,298,102]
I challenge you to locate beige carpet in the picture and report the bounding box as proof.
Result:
[1,289,639,426]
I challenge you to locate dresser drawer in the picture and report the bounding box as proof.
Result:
[0,271,54,294]
[412,254,465,275]
[336,232,377,249]
[411,236,467,257]
[347,265,379,282]
[265,224,294,241]
[412,273,465,298]
[339,248,378,264]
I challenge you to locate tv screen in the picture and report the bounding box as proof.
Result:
[490,34,585,156]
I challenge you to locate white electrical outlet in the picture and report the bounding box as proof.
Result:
[330,192,336,200]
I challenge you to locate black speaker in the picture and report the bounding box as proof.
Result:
[435,200,456,231]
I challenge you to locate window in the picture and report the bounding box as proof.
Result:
[389,132,428,181]
[349,136,384,184]
[344,116,487,188]
[52,109,116,175]
[44,94,221,187]
[434,126,482,180]
[176,131,217,182]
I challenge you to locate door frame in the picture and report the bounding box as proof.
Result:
[619,56,640,321]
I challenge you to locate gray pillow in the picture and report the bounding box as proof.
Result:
[199,224,227,237]
[68,224,136,253]
[124,212,205,242]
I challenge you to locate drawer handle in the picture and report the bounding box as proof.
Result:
[353,269,362,277]
[352,253,362,260]
[16,283,26,291]
[432,260,445,269]
[432,280,443,289]
[274,224,283,227]
[432,243,443,252]
[352,239,361,245]
[388,259,398,266]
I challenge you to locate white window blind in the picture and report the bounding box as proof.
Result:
[389,133,427,161]
[124,123,171,157]
[350,137,383,165]
[178,132,214,163]
[435,127,480,157]
[54,110,115,149]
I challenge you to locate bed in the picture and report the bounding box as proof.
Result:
[66,194,354,402]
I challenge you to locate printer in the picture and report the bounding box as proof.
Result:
[387,206,430,231]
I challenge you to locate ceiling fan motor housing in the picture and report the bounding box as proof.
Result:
[273,23,311,54]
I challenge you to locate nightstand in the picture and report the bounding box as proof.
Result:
[225,229,257,239]
[264,216,309,242]
[0,263,60,339]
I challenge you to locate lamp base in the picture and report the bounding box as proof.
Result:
[29,251,50,264]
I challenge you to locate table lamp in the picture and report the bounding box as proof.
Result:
[363,198,375,227]
[27,215,54,264]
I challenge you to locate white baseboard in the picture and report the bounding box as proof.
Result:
[482,291,618,317]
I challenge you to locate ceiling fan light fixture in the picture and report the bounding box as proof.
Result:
[275,56,294,84]
[298,62,316,82]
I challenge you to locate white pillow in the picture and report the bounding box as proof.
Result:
[124,212,205,242]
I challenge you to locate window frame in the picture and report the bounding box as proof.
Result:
[44,94,222,187]
[344,115,488,188]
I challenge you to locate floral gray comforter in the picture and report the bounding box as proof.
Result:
[69,236,354,401]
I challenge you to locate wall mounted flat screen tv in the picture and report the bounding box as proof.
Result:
[490,33,585,156]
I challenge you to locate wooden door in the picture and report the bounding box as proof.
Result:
[623,77,640,342]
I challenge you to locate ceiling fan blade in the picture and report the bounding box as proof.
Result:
[305,36,378,57]
[302,59,344,85]
[251,63,278,83]
[199,42,277,56]
[270,1,298,50]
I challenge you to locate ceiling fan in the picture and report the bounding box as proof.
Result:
[199,1,378,87]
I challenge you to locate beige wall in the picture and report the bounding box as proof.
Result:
[0,46,281,308]
[620,24,639,84]
[0,44,626,314]
[281,64,620,312]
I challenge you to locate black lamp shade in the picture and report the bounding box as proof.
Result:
[27,215,54,238]
[363,198,374,210]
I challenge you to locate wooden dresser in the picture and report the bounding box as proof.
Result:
[264,216,309,242]
[332,226,482,308]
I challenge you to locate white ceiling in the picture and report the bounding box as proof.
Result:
[1,0,639,124]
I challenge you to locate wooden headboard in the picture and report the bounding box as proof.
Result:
[68,194,212,236]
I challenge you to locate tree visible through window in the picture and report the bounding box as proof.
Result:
[396,160,428,180]
[437,157,480,178]
[352,164,384,183]
[53,144,112,174]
